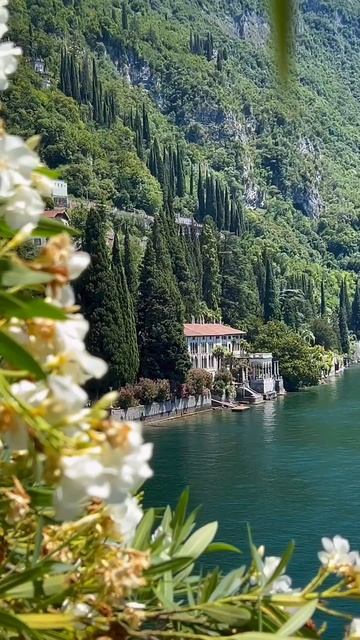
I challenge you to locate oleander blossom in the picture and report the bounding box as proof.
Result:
[54,421,153,524]
[0,0,8,38]
[0,40,21,90]
[0,134,39,199]
[318,536,358,572]
[251,552,293,595]
[348,619,360,638]
[3,184,44,229]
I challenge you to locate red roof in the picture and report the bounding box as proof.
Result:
[42,210,69,220]
[184,323,246,338]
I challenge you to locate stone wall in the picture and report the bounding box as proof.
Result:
[111,394,212,423]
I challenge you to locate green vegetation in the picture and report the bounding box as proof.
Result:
[8,0,360,389]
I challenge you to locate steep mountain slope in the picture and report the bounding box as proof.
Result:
[6,0,360,316]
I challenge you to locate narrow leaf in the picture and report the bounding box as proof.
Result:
[277,600,318,637]
[201,603,251,627]
[145,556,193,577]
[209,566,246,602]
[205,542,241,554]
[175,522,218,560]
[0,329,45,379]
[133,508,155,550]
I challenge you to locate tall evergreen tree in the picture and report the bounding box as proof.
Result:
[92,58,101,122]
[339,305,350,353]
[200,217,221,312]
[197,165,205,220]
[176,144,186,197]
[340,278,351,323]
[142,103,151,144]
[137,217,191,385]
[189,163,194,196]
[264,257,277,322]
[224,189,230,230]
[112,233,139,383]
[121,3,128,29]
[320,279,326,317]
[80,54,92,103]
[124,226,138,306]
[76,208,127,394]
[135,129,144,159]
[352,280,360,338]
[216,180,224,230]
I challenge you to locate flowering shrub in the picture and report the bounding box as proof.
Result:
[186,368,213,395]
[1,4,360,639]
[117,384,138,410]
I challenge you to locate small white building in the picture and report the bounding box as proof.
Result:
[52,180,68,208]
[184,323,246,376]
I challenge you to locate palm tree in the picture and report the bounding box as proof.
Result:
[213,345,226,370]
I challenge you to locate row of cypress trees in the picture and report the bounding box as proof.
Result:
[59,49,117,127]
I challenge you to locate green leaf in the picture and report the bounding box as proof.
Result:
[0,293,66,320]
[145,556,193,577]
[0,610,41,640]
[35,167,60,179]
[0,561,54,596]
[209,566,246,602]
[175,522,218,560]
[2,260,53,287]
[205,542,241,554]
[0,329,45,379]
[33,218,78,238]
[201,603,251,627]
[264,541,295,590]
[133,508,155,550]
[234,634,300,640]
[276,600,318,637]
[172,487,190,532]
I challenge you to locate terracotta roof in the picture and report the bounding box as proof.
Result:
[42,210,69,220]
[184,323,246,338]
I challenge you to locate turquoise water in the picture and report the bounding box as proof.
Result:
[144,366,360,632]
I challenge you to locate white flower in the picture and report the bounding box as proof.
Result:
[3,380,47,451]
[126,602,145,610]
[0,134,39,198]
[0,41,22,91]
[0,3,9,38]
[32,171,53,198]
[2,185,43,229]
[318,536,357,572]
[54,423,153,520]
[349,619,360,638]
[251,554,293,595]
[107,497,143,544]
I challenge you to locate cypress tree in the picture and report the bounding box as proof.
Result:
[264,257,277,322]
[216,50,223,71]
[81,54,92,103]
[190,224,203,295]
[341,278,351,323]
[215,180,224,230]
[206,31,213,61]
[76,208,127,394]
[339,305,350,353]
[200,217,221,312]
[320,279,326,317]
[92,58,101,122]
[165,209,199,320]
[142,103,151,144]
[189,30,194,52]
[352,280,360,338]
[189,163,194,196]
[230,199,238,233]
[224,189,230,230]
[138,217,191,386]
[176,144,186,197]
[135,129,144,159]
[112,233,139,383]
[197,165,205,220]
[134,108,143,138]
[124,226,138,305]
[70,55,80,102]
[122,3,128,29]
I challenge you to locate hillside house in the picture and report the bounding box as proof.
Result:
[184,323,246,375]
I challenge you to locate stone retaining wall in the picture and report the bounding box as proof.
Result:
[111,394,212,423]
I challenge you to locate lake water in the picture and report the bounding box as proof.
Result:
[144,365,360,633]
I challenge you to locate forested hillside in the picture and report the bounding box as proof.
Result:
[6,0,360,387]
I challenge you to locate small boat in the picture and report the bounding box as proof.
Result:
[231,404,250,412]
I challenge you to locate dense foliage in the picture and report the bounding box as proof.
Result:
[5,0,360,346]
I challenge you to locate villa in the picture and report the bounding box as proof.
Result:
[184,322,246,375]
[184,322,284,400]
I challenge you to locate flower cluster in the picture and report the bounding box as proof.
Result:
[251,547,293,595]
[318,535,360,582]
